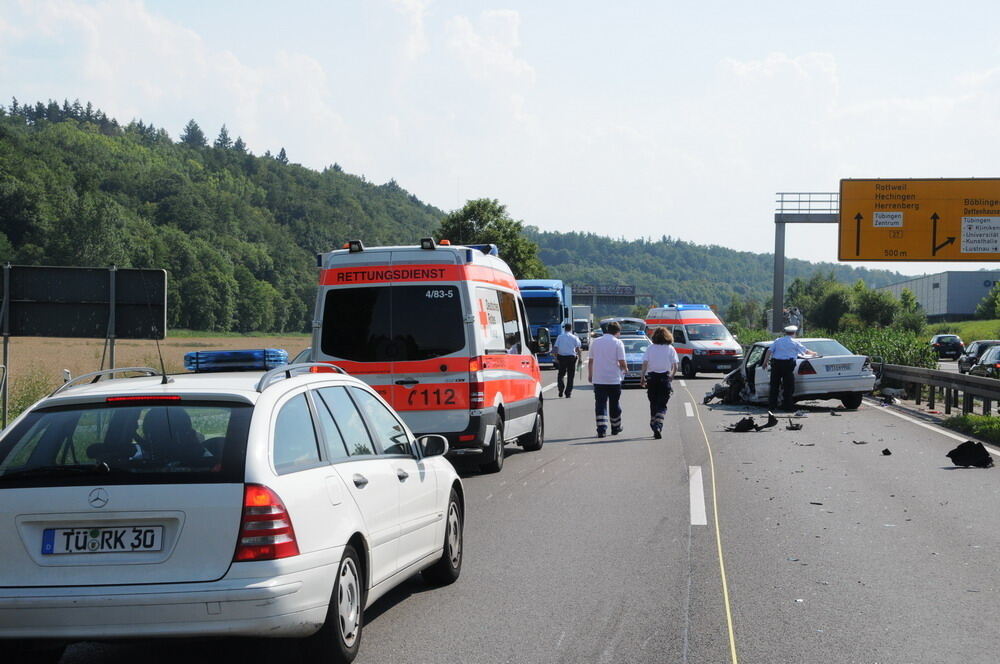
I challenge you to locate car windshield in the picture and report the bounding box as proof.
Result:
[603,319,645,334]
[321,285,466,362]
[685,324,731,341]
[524,299,562,325]
[622,338,651,354]
[802,339,853,356]
[0,402,251,486]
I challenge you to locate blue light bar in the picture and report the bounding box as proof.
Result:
[468,243,499,256]
[184,349,289,373]
[662,303,712,311]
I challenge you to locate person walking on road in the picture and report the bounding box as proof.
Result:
[588,320,627,437]
[768,325,817,412]
[553,323,582,398]
[640,327,679,439]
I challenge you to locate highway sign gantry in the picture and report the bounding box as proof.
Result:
[839,178,1000,261]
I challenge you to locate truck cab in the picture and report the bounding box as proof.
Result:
[516,279,572,368]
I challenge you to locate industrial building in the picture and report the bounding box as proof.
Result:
[879,271,1000,322]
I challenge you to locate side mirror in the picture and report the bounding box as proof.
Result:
[533,327,552,354]
[418,434,449,458]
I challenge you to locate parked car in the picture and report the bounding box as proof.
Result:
[712,338,876,410]
[968,345,1000,379]
[930,334,965,360]
[620,335,652,386]
[958,340,1000,374]
[0,352,464,664]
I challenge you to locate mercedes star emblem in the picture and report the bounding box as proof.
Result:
[88,488,110,508]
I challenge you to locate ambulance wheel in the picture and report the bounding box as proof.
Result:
[520,406,544,451]
[682,359,696,379]
[481,419,505,473]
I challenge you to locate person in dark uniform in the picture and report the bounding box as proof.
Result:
[768,325,817,411]
[553,323,582,397]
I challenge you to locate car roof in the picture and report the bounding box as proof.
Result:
[36,369,360,408]
[753,337,841,347]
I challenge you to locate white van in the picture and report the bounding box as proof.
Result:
[644,304,743,378]
[310,238,549,473]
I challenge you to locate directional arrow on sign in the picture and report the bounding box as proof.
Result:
[854,213,863,257]
[931,212,956,255]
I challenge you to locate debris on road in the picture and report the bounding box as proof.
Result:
[725,416,758,432]
[882,448,892,456]
[786,419,803,430]
[830,411,841,416]
[851,440,868,445]
[794,442,815,447]
[759,412,779,429]
[946,440,994,468]
[809,501,823,505]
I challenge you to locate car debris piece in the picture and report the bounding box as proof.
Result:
[794,410,807,417]
[851,440,868,445]
[830,411,841,416]
[759,412,779,430]
[946,440,994,468]
[794,442,815,446]
[725,416,759,432]
[786,419,803,431]
[882,448,892,456]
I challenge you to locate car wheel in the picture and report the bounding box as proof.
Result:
[681,359,696,379]
[9,641,66,664]
[480,418,505,473]
[520,406,544,451]
[422,489,464,585]
[302,545,364,663]
[841,393,864,410]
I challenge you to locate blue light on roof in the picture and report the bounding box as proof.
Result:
[662,303,712,311]
[184,349,289,373]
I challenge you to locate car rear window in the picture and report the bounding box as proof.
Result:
[0,401,250,487]
[321,285,466,362]
[803,340,853,356]
[938,336,960,343]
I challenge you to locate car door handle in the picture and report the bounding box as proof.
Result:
[352,474,369,488]
[395,379,419,386]
[396,468,409,481]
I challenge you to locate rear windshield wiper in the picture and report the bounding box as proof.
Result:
[0,463,113,481]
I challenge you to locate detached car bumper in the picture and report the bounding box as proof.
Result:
[0,551,340,640]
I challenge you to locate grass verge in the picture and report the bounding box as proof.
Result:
[941,414,1000,446]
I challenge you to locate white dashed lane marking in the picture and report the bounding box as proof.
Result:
[684,402,694,417]
[689,466,707,525]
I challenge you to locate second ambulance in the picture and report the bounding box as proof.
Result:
[644,303,743,378]
[310,238,549,473]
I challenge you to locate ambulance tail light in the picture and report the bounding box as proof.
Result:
[470,381,486,409]
[798,361,817,375]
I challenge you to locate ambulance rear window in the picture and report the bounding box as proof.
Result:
[322,285,465,362]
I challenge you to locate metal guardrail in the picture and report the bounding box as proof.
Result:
[880,363,1000,415]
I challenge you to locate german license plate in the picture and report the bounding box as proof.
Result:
[625,371,640,378]
[717,364,732,370]
[42,526,164,555]
[826,363,852,372]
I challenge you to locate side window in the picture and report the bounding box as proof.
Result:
[317,387,375,457]
[498,291,523,354]
[273,394,323,473]
[351,388,412,456]
[673,326,686,344]
[746,345,765,367]
[312,390,351,462]
[475,287,506,354]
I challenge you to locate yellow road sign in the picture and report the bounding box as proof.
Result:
[839,178,1000,261]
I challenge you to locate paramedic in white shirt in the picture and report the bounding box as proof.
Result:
[553,323,582,398]
[768,325,817,411]
[588,320,627,437]
[640,327,680,439]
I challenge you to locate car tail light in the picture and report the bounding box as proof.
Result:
[234,484,299,562]
[933,343,941,347]
[798,361,817,375]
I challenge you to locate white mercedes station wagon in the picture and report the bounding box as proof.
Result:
[0,352,464,663]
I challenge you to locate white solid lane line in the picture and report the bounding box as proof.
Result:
[684,402,694,417]
[689,466,708,526]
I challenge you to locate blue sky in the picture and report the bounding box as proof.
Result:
[4,0,1000,276]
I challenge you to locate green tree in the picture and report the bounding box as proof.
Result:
[437,198,548,279]
[893,287,926,333]
[811,287,852,331]
[975,282,1000,319]
[853,281,899,327]
[276,147,288,164]
[180,119,206,147]
[213,124,232,149]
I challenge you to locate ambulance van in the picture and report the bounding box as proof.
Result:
[644,303,743,378]
[311,238,550,473]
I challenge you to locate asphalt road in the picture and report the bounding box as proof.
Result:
[62,372,1000,664]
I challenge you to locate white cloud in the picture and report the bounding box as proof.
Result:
[392,0,432,61]
[445,10,535,92]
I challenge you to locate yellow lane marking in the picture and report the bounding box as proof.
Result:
[682,384,739,664]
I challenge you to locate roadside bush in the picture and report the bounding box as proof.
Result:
[8,368,59,421]
[833,327,937,368]
[941,415,1000,446]
[727,324,774,348]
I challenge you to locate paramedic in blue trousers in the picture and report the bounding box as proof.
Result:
[553,323,582,398]
[768,325,817,411]
[588,320,627,437]
[640,327,679,439]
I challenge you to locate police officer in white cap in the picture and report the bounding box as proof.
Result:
[768,325,817,411]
